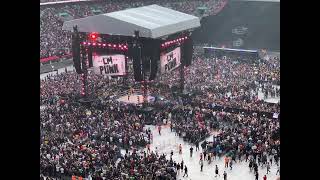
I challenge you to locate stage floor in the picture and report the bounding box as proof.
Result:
[117,94,155,104]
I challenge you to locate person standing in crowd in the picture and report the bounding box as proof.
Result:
[200,159,204,172]
[158,125,161,135]
[195,141,200,151]
[276,166,280,175]
[223,171,227,180]
[204,151,207,160]
[179,144,183,154]
[147,144,151,154]
[183,165,188,177]
[249,160,253,172]
[263,175,267,180]
[176,163,180,175]
[190,146,194,157]
[268,154,272,164]
[225,156,229,168]
[181,160,184,172]
[200,153,203,161]
[266,162,271,174]
[229,157,233,170]
[215,165,220,177]
[255,171,259,180]
[208,153,212,164]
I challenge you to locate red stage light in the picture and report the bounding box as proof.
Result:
[103,44,106,46]
[113,44,116,47]
[83,42,87,45]
[108,44,111,47]
[87,42,91,45]
[89,33,98,40]
[185,36,188,39]
[92,43,96,46]
[124,45,127,48]
[98,43,101,46]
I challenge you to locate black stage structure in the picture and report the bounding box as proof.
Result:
[63,5,201,104]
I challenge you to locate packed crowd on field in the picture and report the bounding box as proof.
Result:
[40,0,227,58]
[40,51,280,179]
[160,52,280,113]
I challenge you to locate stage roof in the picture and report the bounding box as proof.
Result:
[62,5,201,39]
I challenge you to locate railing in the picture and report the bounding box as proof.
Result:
[40,0,97,6]
[40,54,72,64]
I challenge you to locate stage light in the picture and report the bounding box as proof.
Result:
[98,43,101,46]
[113,44,116,48]
[89,33,98,41]
[92,43,96,46]
[124,45,127,49]
[108,44,111,47]
[185,36,188,39]
[83,42,87,45]
[103,44,106,47]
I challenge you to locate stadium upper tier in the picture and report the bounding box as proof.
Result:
[40,0,227,59]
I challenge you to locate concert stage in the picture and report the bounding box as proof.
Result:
[117,94,155,104]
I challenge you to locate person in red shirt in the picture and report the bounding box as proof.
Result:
[224,156,229,168]
[263,175,267,180]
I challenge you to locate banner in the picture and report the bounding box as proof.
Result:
[160,47,181,74]
[92,54,126,76]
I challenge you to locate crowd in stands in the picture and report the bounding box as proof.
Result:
[40,50,279,179]
[40,0,227,59]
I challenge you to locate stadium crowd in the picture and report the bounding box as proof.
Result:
[40,0,227,58]
[40,49,279,179]
[160,52,280,114]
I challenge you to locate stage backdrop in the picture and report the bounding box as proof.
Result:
[160,47,181,74]
[92,54,126,76]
